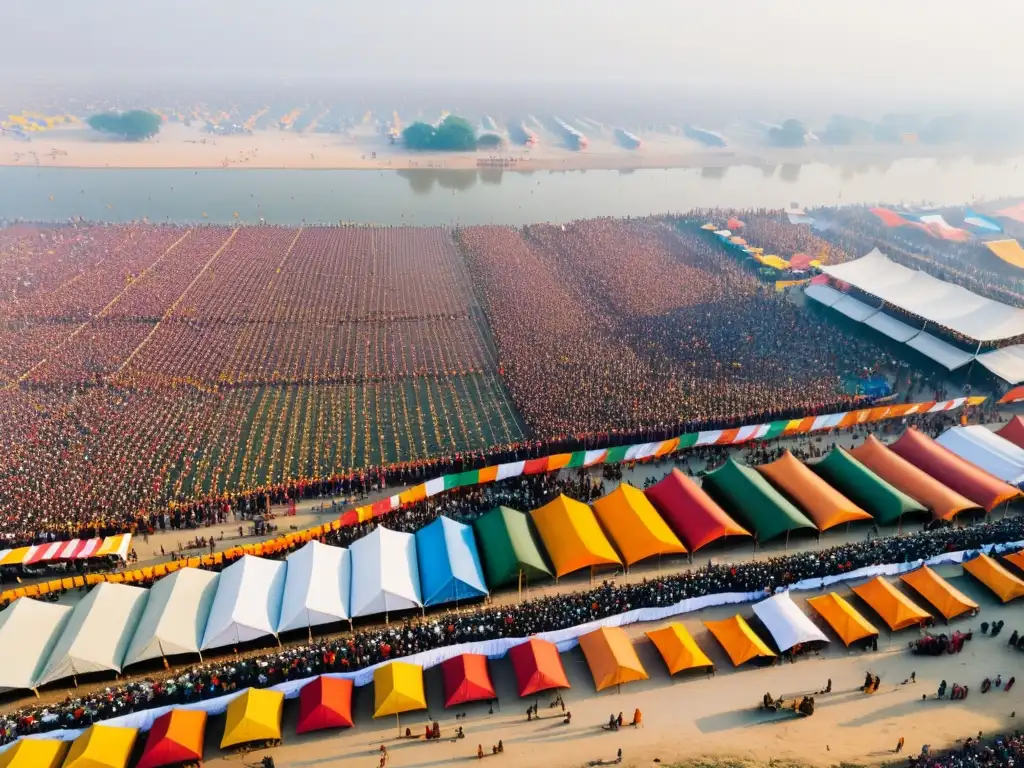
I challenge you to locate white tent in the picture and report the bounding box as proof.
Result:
[123,567,220,666]
[36,583,149,686]
[976,345,1024,385]
[200,556,286,651]
[0,598,72,691]
[905,332,975,370]
[752,591,828,652]
[349,526,422,618]
[936,426,1024,487]
[277,541,352,632]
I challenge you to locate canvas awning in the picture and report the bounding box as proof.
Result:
[645,623,714,674]
[592,483,686,566]
[900,566,978,620]
[508,638,570,696]
[757,451,872,531]
[703,616,776,666]
[998,416,1024,449]
[349,526,422,618]
[530,494,621,578]
[962,554,1024,603]
[1004,549,1024,574]
[373,661,427,718]
[905,332,975,370]
[0,739,68,768]
[702,459,816,542]
[296,676,354,733]
[976,344,1024,384]
[644,468,749,552]
[201,555,286,651]
[752,592,829,652]
[441,653,497,707]
[220,688,284,748]
[578,626,649,692]
[936,426,1024,487]
[63,725,138,768]
[0,598,71,691]
[135,709,207,768]
[806,592,878,646]
[278,541,351,632]
[415,516,488,606]
[472,506,552,588]
[811,447,927,524]
[850,577,930,630]
[124,567,219,666]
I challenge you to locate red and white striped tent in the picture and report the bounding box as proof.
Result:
[0,533,132,567]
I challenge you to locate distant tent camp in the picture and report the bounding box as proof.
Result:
[645,623,714,674]
[373,662,427,718]
[471,507,551,588]
[135,709,207,768]
[296,676,354,733]
[811,447,927,525]
[900,566,978,620]
[414,516,488,607]
[962,554,1024,603]
[756,451,872,531]
[703,615,776,666]
[441,653,497,707]
[508,637,570,696]
[850,577,930,631]
[220,689,284,748]
[0,739,68,768]
[63,725,138,768]
[530,495,621,578]
[577,626,649,692]
[644,468,749,552]
[591,483,686,566]
[702,458,816,542]
[806,592,879,646]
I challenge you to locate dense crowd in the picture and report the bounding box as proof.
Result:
[912,732,1024,768]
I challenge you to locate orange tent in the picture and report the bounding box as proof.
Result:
[0,739,68,768]
[645,623,714,674]
[136,709,207,768]
[851,577,930,630]
[592,484,686,566]
[703,616,775,666]
[531,495,621,578]
[849,435,980,520]
[756,451,872,530]
[508,638,570,696]
[296,676,354,734]
[962,554,1024,602]
[806,593,878,646]
[1003,549,1024,574]
[900,566,979,620]
[577,626,648,691]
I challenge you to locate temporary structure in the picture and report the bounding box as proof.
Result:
[0,738,68,768]
[201,555,286,651]
[703,616,776,666]
[1004,549,1024,574]
[591,483,686,566]
[348,527,423,618]
[751,591,829,652]
[811,448,927,525]
[124,567,219,666]
[936,426,1024,487]
[414,516,488,606]
[508,637,570,696]
[220,688,285,748]
[0,598,71,691]
[806,593,878,646]
[756,451,873,531]
[296,676,354,733]
[850,577,930,630]
[373,661,427,718]
[277,541,351,633]
[135,709,207,768]
[63,725,138,768]
[644,623,714,674]
[471,506,552,588]
[702,459,816,542]
[997,416,1024,449]
[900,566,979,620]
[644,468,750,552]
[530,495,622,578]
[577,626,649,691]
[441,653,497,707]
[962,554,1024,602]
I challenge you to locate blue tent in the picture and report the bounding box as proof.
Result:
[414,517,488,606]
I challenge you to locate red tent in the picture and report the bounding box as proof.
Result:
[789,252,812,270]
[508,638,570,697]
[136,709,206,768]
[726,217,745,229]
[645,468,750,552]
[441,653,497,707]
[998,415,1024,444]
[296,676,354,734]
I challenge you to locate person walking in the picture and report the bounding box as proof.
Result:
[895,737,905,753]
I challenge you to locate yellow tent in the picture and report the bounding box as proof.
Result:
[220,689,285,748]
[531,495,621,578]
[963,554,1024,603]
[592,484,686,566]
[374,661,427,718]
[700,223,717,230]
[645,623,714,674]
[806,593,878,646]
[985,239,1024,269]
[703,616,775,666]
[850,577,930,630]
[900,566,979,619]
[63,725,137,768]
[0,739,68,768]
[577,626,649,691]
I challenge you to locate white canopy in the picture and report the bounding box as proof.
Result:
[752,591,828,652]
[37,583,148,686]
[936,426,1024,487]
[832,294,878,322]
[804,283,844,307]
[976,345,1024,384]
[0,598,72,691]
[349,526,422,618]
[277,541,352,632]
[201,555,286,651]
[863,311,921,342]
[124,567,220,666]
[905,332,975,370]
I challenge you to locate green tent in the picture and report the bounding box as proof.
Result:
[702,458,816,542]
[811,447,927,524]
[472,506,552,588]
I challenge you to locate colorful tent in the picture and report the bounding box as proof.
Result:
[0,739,68,768]
[811,448,927,524]
[220,689,285,748]
[296,676,354,733]
[806,593,878,646]
[577,626,649,692]
[508,637,570,696]
[849,435,980,520]
[414,516,488,606]
[757,451,872,531]
[962,554,1024,603]
[998,416,1024,448]
[373,661,427,718]
[702,459,816,542]
[985,239,1024,269]
[936,426,1024,487]
[63,725,138,768]
[0,598,71,691]
[645,468,749,552]
[645,623,714,674]
[530,495,622,578]
[441,653,497,707]
[850,577,930,630]
[1004,549,1024,574]
[135,709,207,768]
[703,616,776,666]
[591,483,686,566]
[752,591,828,652]
[472,507,552,588]
[900,566,979,620]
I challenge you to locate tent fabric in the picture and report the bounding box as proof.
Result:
[849,435,981,520]
[964,211,1003,233]
[805,283,844,307]
[805,593,878,646]
[414,516,488,607]
[899,566,979,620]
[644,468,750,552]
[440,653,497,708]
[507,637,570,696]
[703,616,776,666]
[530,495,622,578]
[577,626,649,692]
[889,428,1020,511]
[999,388,1024,405]
[862,311,921,342]
[702,459,816,542]
[124,567,219,666]
[936,426,1024,487]
[962,554,1024,603]
[811,448,927,524]
[37,583,148,686]
[220,688,284,748]
[0,739,68,768]
[471,507,551,588]
[1003,549,1024,574]
[278,541,351,632]
[0,598,71,691]
[850,577,930,630]
[135,709,207,768]
[756,451,872,531]
[201,555,286,651]
[296,676,354,733]
[832,294,878,322]
[373,662,427,718]
[751,591,829,652]
[985,239,1024,269]
[976,345,1024,385]
[644,623,714,674]
[349,527,422,618]
[998,416,1024,449]
[63,725,137,768]
[905,332,976,370]
[591,483,686,566]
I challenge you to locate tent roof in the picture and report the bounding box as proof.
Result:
[135,709,207,768]
[997,416,1024,450]
[220,688,284,748]
[373,661,427,718]
[702,459,816,542]
[962,554,1024,603]
[296,676,354,734]
[1005,550,1024,574]
[592,484,686,566]
[0,598,71,691]
[703,616,776,666]
[936,426,1024,487]
[508,638,570,696]
[37,583,148,686]
[348,527,422,618]
[645,623,714,674]
[850,577,930,630]
[441,653,497,708]
[752,592,829,652]
[530,495,621,578]
[0,738,68,768]
[577,626,649,692]
[201,555,286,651]
[278,541,351,632]
[811,448,927,524]
[64,725,138,768]
[124,567,219,666]
[757,451,872,531]
[806,593,878,646]
[900,566,979,620]
[645,468,749,552]
[415,516,488,607]
[472,507,551,588]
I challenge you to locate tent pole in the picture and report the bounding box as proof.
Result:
[518,569,523,605]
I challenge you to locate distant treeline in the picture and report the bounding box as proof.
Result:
[87,110,161,141]
[403,115,502,151]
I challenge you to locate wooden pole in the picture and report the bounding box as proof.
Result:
[518,568,523,605]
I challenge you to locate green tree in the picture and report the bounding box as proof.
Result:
[87,110,161,141]
[401,121,437,150]
[401,115,479,151]
[476,132,503,150]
